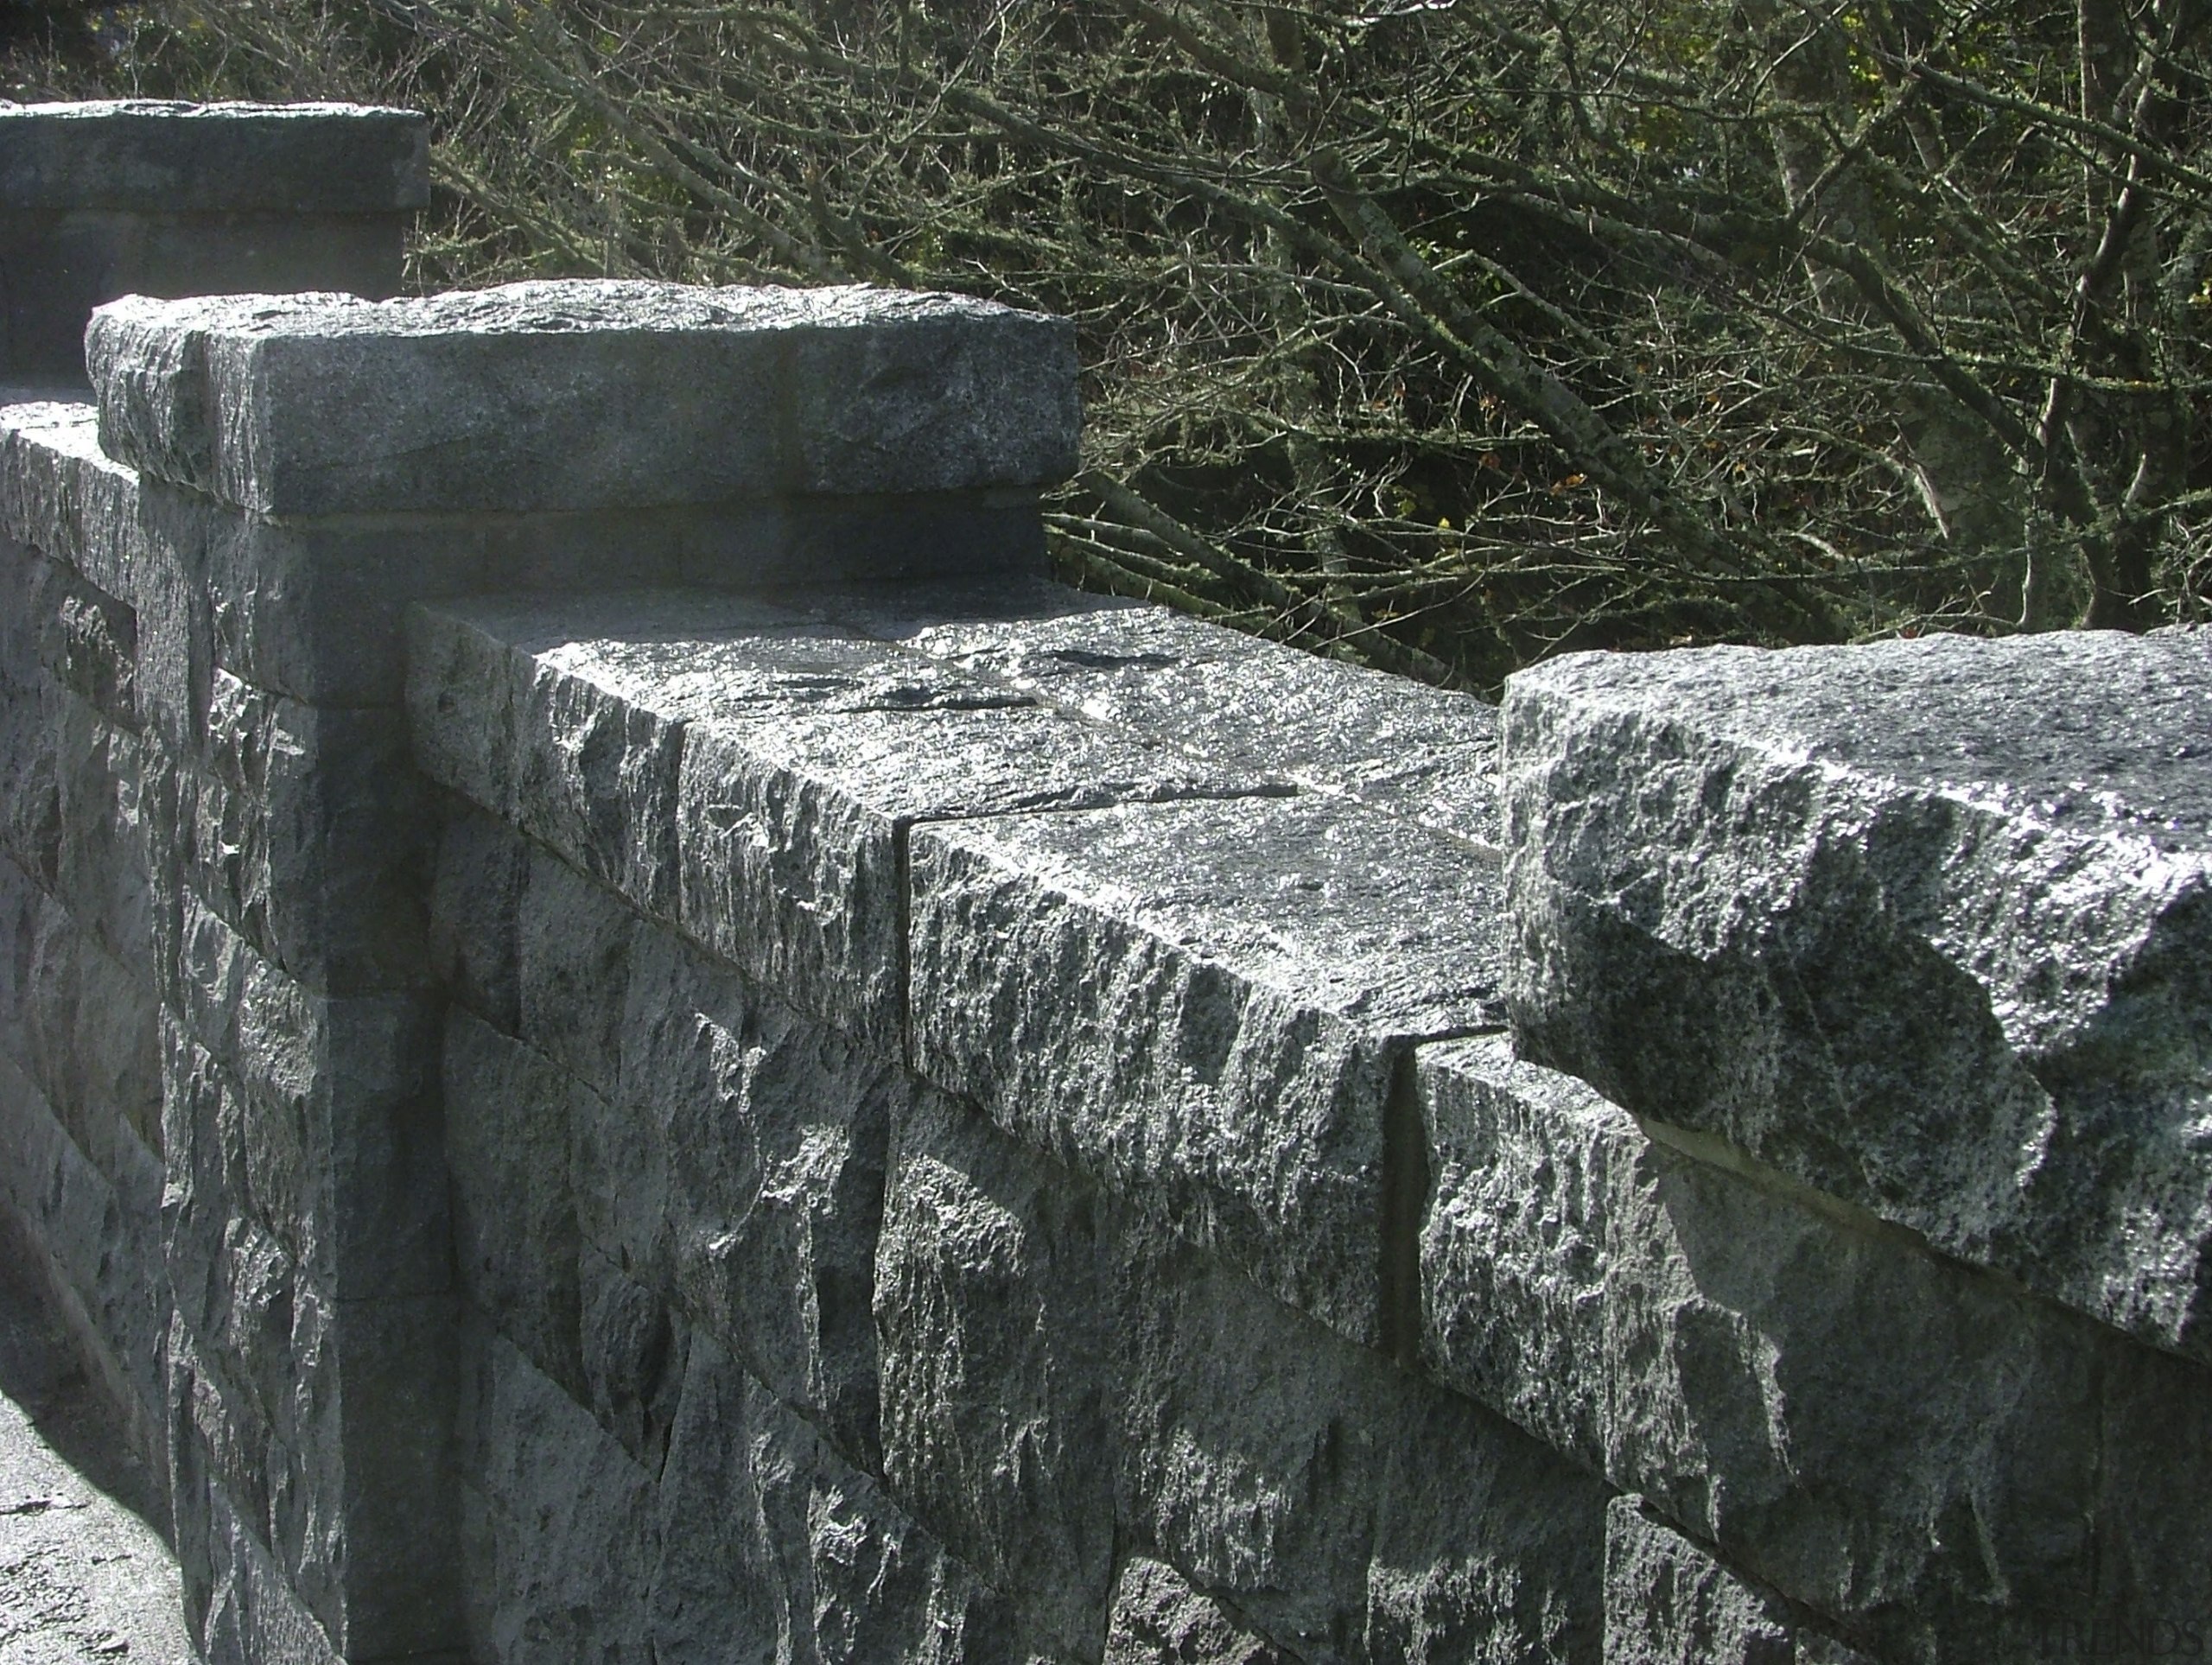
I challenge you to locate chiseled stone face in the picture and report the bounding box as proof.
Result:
[908,790,1509,1345]
[1604,1497,1875,1665]
[87,281,1079,516]
[1503,628,2212,1359]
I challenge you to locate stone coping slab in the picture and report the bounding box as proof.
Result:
[407,588,1271,1051]
[0,100,428,215]
[829,578,1503,844]
[89,280,1079,515]
[1503,628,2212,1357]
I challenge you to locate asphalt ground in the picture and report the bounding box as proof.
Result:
[0,1249,195,1664]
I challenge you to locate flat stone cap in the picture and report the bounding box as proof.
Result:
[1504,627,2212,1352]
[1515,628,2212,867]
[87,279,1082,515]
[0,99,428,213]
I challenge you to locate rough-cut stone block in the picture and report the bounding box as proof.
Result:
[650,1331,1026,1663]
[1415,1039,1618,1471]
[594,921,894,1463]
[175,680,428,994]
[0,401,147,610]
[576,1240,689,1476]
[457,1323,657,1665]
[1416,1035,2212,1665]
[846,580,1503,843]
[49,685,152,976]
[90,281,1078,515]
[408,591,818,909]
[909,792,1508,1343]
[0,103,424,378]
[168,1235,458,1661]
[162,898,448,1300]
[35,551,137,728]
[1110,1219,1606,1663]
[413,588,1265,1045]
[875,1091,1116,1657]
[1503,631,2212,1357]
[0,101,427,215]
[427,804,528,1034]
[0,1044,165,1430]
[1604,1497,1874,1665]
[683,698,1257,1048]
[1103,1558,1285,1665]
[443,1011,584,1396]
[171,1434,345,1665]
[0,864,161,1181]
[515,840,640,1096]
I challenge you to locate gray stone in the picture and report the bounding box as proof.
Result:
[0,401,147,613]
[1603,1497,1875,1665]
[160,898,448,1301]
[175,1446,344,1665]
[89,281,1078,516]
[846,581,1503,843]
[576,1240,690,1475]
[650,1331,1025,1664]
[516,840,641,1096]
[1415,1039,1619,1471]
[456,1322,657,1665]
[1109,1217,1606,1663]
[175,680,428,995]
[407,591,820,912]
[34,554,137,729]
[0,1046,164,1433]
[0,101,426,215]
[48,686,151,977]
[413,588,1265,1045]
[1416,1034,2212,1665]
[598,920,893,1464]
[908,791,1508,1344]
[682,697,1258,1048]
[164,1013,457,1656]
[1503,630,2212,1356]
[442,1011,584,1397]
[875,1090,1116,1658]
[426,805,528,1034]
[0,866,161,1185]
[1103,1558,1285,1665]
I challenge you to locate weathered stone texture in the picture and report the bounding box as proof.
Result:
[91,282,1077,515]
[908,791,1507,1344]
[1604,1498,1874,1665]
[1504,631,2212,1357]
[413,589,1267,1049]
[844,579,1503,843]
[1103,1559,1286,1665]
[1418,1034,2212,1665]
[1110,1218,1607,1664]
[876,1091,1116,1659]
[0,103,425,379]
[433,817,899,1466]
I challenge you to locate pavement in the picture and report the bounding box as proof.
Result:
[0,1252,195,1665]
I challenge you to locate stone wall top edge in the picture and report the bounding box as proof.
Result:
[0,99,428,214]
[88,279,1081,514]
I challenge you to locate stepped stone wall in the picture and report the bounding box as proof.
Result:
[0,99,2208,1665]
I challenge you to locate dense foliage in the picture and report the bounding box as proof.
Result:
[12,0,2211,687]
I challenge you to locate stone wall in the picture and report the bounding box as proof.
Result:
[0,99,2208,1665]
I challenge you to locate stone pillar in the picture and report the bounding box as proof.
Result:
[0,101,426,384]
[77,278,1075,1662]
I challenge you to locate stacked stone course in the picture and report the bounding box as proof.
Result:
[0,98,2207,1665]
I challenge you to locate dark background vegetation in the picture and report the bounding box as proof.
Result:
[7,0,2209,689]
